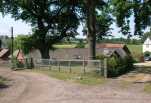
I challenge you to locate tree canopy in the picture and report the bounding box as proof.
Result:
[112,0,151,36]
[1,0,80,58]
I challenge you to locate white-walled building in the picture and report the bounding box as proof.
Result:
[143,37,151,53]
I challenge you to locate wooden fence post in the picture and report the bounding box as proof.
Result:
[49,60,52,70]
[31,58,34,69]
[99,60,102,76]
[69,61,71,73]
[104,58,107,78]
[83,59,86,74]
[58,60,61,72]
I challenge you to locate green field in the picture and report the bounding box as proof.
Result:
[127,44,142,61]
[53,44,76,48]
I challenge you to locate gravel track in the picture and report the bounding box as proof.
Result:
[0,68,151,103]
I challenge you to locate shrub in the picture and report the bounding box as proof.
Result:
[24,58,34,69]
[97,54,134,77]
[144,51,151,57]
[96,54,107,59]
[11,58,34,69]
[108,56,134,77]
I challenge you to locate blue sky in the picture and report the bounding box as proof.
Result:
[0,14,147,38]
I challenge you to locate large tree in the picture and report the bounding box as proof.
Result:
[1,0,112,60]
[1,0,79,59]
[68,0,109,59]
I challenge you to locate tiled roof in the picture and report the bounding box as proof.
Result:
[0,49,9,58]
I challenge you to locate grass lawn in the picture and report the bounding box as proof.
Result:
[25,68,106,86]
[144,83,151,93]
[127,44,142,61]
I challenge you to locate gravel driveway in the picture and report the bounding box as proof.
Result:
[0,68,151,103]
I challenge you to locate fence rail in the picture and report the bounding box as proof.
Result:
[0,58,107,78]
[34,59,107,77]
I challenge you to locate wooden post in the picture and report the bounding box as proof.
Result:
[104,58,107,78]
[31,58,34,69]
[49,60,52,70]
[83,59,86,74]
[11,27,14,69]
[99,60,102,76]
[69,61,71,73]
[58,60,61,72]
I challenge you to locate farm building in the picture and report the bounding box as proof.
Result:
[0,48,10,60]
[143,37,151,53]
[96,43,131,58]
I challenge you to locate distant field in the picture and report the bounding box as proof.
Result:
[127,44,142,53]
[53,44,76,48]
[127,44,142,61]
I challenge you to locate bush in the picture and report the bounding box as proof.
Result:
[107,56,134,77]
[144,51,151,57]
[96,54,107,59]
[11,58,34,69]
[97,54,134,77]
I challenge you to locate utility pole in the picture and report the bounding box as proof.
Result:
[11,27,14,69]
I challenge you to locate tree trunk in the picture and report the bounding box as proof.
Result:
[39,47,50,59]
[37,18,50,59]
[86,0,96,60]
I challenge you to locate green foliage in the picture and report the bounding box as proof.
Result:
[144,51,151,57]
[112,0,151,36]
[97,54,134,77]
[14,35,33,54]
[1,0,80,59]
[16,61,24,68]
[142,31,151,42]
[96,2,113,40]
[75,40,85,48]
[12,58,34,69]
[96,54,107,59]
[107,56,134,77]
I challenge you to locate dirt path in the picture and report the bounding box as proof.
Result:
[0,68,151,103]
